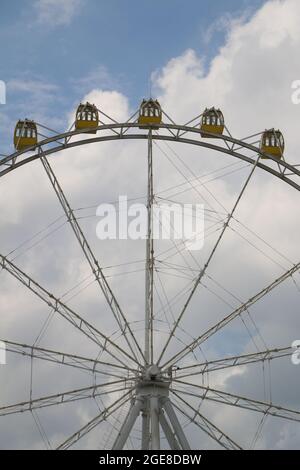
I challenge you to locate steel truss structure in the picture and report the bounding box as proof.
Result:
[1,106,300,450]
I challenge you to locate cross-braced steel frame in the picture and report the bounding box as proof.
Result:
[1,108,300,450]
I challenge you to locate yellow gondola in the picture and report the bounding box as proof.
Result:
[14,120,38,151]
[75,102,99,134]
[260,129,284,159]
[138,99,162,128]
[200,107,224,138]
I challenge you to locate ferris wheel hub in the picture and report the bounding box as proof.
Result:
[134,365,171,399]
[144,364,161,380]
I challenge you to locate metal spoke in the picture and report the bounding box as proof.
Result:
[40,154,144,365]
[2,339,136,379]
[157,158,260,365]
[161,262,300,369]
[57,390,132,450]
[171,391,242,450]
[0,254,138,368]
[0,380,131,416]
[173,346,294,379]
[173,381,300,422]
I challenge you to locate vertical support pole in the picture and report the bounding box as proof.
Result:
[145,128,154,366]
[112,397,143,450]
[163,400,191,450]
[142,128,154,450]
[141,404,150,450]
[150,395,160,450]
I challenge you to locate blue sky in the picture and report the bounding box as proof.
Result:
[0,0,265,110]
[1,1,264,83]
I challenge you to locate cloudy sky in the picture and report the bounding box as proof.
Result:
[0,0,300,450]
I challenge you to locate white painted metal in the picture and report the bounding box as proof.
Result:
[1,115,300,450]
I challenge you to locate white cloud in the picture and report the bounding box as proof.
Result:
[33,0,84,27]
[202,9,250,45]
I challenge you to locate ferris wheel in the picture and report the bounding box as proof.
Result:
[0,98,300,450]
